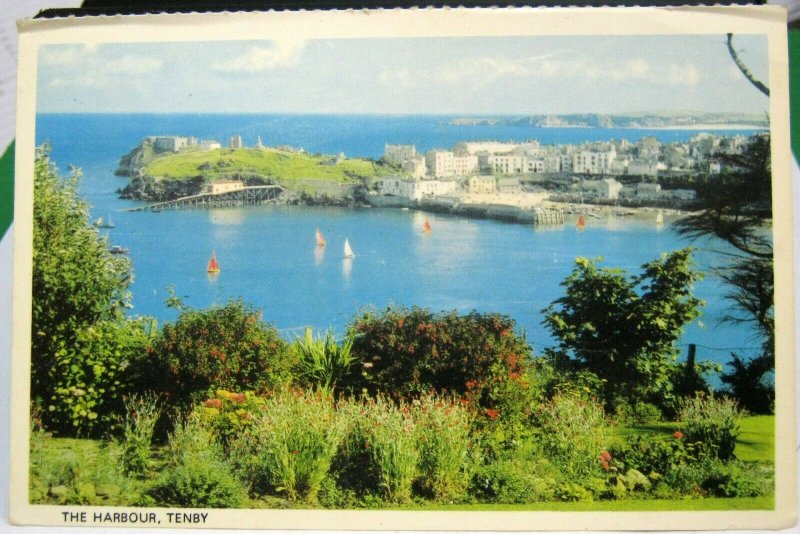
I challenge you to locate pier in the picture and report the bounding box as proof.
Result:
[125,185,284,212]
[533,208,564,225]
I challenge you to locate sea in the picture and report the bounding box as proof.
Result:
[34,113,767,370]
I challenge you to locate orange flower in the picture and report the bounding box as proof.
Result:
[484,408,500,420]
[204,398,222,409]
[673,431,684,440]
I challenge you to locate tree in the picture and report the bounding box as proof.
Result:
[31,145,135,433]
[542,248,703,409]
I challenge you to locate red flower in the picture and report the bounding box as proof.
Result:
[204,398,222,409]
[599,451,612,471]
[484,408,500,420]
[673,431,684,440]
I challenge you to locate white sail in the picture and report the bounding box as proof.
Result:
[344,238,355,258]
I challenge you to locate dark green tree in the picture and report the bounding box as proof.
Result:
[674,134,774,413]
[543,248,703,409]
[32,145,135,433]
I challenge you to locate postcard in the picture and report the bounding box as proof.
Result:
[9,5,796,530]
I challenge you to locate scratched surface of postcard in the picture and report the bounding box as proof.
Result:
[9,6,796,530]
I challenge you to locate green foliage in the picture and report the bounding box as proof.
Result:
[471,457,557,503]
[412,394,474,501]
[194,389,265,450]
[348,306,532,406]
[543,248,703,408]
[143,147,393,183]
[146,299,293,412]
[720,353,774,415]
[533,393,608,480]
[609,433,703,479]
[32,145,142,435]
[614,401,663,426]
[294,330,358,395]
[42,317,154,436]
[678,394,741,461]
[121,393,161,476]
[145,416,246,508]
[228,390,341,504]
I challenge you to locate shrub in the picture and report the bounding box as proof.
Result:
[678,393,741,461]
[31,147,134,437]
[40,318,154,436]
[121,393,161,476]
[146,299,293,413]
[533,393,608,480]
[145,416,246,508]
[471,457,557,503]
[614,401,662,425]
[700,460,772,498]
[412,394,474,501]
[228,390,341,503]
[348,307,532,405]
[609,433,703,479]
[294,330,358,394]
[194,390,265,451]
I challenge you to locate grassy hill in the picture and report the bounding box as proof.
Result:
[143,147,393,184]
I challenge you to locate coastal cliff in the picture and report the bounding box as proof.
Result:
[115,140,391,204]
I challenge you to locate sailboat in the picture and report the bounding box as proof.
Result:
[343,239,355,259]
[207,250,220,273]
[423,218,431,233]
[316,228,327,247]
[656,211,664,226]
[576,214,586,230]
[94,214,115,229]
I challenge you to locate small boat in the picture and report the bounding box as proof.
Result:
[656,211,664,225]
[94,215,115,229]
[423,218,431,233]
[576,214,586,230]
[316,228,327,247]
[109,245,129,255]
[343,238,355,259]
[207,250,220,273]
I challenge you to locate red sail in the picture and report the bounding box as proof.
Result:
[316,228,327,247]
[207,251,220,273]
[577,215,586,229]
[424,219,431,232]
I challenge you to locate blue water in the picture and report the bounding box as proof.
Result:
[34,113,766,368]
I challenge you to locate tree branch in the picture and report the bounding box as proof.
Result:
[727,33,770,97]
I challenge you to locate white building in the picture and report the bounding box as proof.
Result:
[452,154,479,176]
[229,135,243,149]
[206,180,245,195]
[384,144,417,165]
[402,157,427,179]
[198,140,222,151]
[585,178,623,200]
[573,147,617,174]
[468,176,497,194]
[152,136,192,152]
[453,141,520,155]
[376,177,457,201]
[488,154,528,174]
[628,159,660,176]
[426,150,455,177]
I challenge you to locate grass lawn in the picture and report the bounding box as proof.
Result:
[414,496,774,511]
[144,147,393,183]
[613,415,774,463]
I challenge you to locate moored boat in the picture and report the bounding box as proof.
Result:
[207,250,220,273]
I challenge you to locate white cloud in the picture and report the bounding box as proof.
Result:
[666,63,700,86]
[378,68,412,88]
[211,40,306,72]
[439,57,529,87]
[105,55,164,75]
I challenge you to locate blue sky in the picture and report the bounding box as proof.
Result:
[37,34,770,115]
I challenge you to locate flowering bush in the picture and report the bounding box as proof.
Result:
[227,389,341,503]
[193,390,265,450]
[146,300,293,413]
[412,394,474,501]
[678,393,741,461]
[533,393,607,480]
[348,307,532,407]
